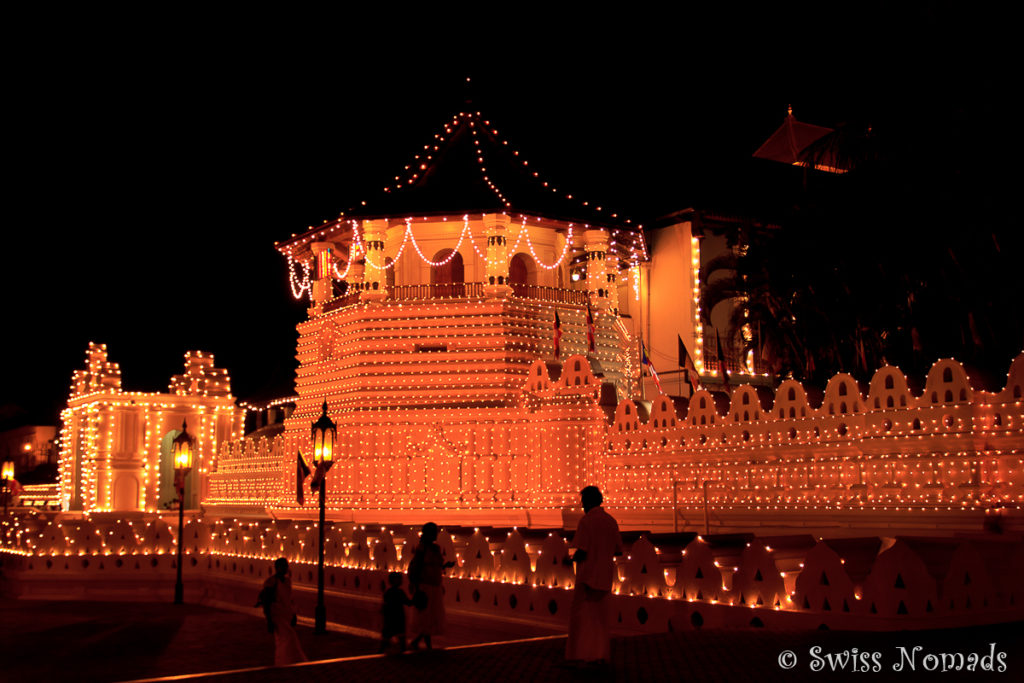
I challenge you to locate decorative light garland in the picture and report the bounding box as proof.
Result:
[287,255,311,300]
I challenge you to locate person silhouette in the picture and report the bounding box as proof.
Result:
[564,486,622,665]
[407,522,455,650]
[257,557,308,666]
[380,571,412,653]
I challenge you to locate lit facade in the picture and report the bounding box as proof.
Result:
[59,342,244,513]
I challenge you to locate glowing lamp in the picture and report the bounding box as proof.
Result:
[172,420,195,473]
[1,461,13,481]
[311,401,336,467]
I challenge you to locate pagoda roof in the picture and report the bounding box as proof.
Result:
[753,107,845,173]
[277,109,648,261]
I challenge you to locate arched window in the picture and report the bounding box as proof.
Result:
[788,387,796,401]
[839,383,848,396]
[885,375,894,389]
[431,250,464,285]
[943,367,953,383]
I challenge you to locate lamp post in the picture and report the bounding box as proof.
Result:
[1,461,13,517]
[171,420,194,605]
[311,400,336,635]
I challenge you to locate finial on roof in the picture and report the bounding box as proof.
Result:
[787,103,793,117]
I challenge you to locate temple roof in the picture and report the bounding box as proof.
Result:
[278,108,647,260]
[753,106,845,173]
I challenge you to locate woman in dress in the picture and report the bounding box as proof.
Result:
[260,557,308,666]
[407,522,454,650]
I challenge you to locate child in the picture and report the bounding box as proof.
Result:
[380,571,412,653]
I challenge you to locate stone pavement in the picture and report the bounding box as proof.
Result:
[2,597,1023,682]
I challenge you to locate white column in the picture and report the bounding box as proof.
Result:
[361,219,388,301]
[584,229,610,311]
[483,213,512,297]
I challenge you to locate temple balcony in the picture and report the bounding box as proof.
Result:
[321,281,590,314]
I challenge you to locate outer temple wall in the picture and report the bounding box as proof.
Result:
[5,515,1024,633]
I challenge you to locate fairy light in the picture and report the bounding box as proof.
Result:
[690,236,704,372]
[287,255,312,300]
[524,223,573,270]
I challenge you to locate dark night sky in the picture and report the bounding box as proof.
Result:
[2,8,1016,426]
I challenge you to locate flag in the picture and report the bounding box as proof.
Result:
[640,339,664,394]
[586,302,595,353]
[715,329,730,391]
[553,311,562,359]
[677,335,700,392]
[297,451,311,505]
[310,462,327,491]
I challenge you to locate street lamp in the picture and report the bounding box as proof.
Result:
[171,419,194,605]
[1,461,13,517]
[311,400,336,634]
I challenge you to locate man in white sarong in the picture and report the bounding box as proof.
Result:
[565,486,622,664]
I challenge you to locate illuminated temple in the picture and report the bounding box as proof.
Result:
[6,105,1024,636]
[53,108,1024,533]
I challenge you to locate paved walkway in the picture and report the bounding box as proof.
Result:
[2,597,1022,681]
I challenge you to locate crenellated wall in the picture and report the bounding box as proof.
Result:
[603,355,1024,527]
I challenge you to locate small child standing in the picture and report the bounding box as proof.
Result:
[380,571,412,653]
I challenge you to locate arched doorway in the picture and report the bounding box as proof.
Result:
[509,253,535,287]
[385,257,395,290]
[431,249,464,295]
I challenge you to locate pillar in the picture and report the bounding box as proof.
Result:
[360,219,388,301]
[345,260,364,297]
[483,213,512,297]
[584,229,610,311]
[605,253,620,315]
[310,242,334,305]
